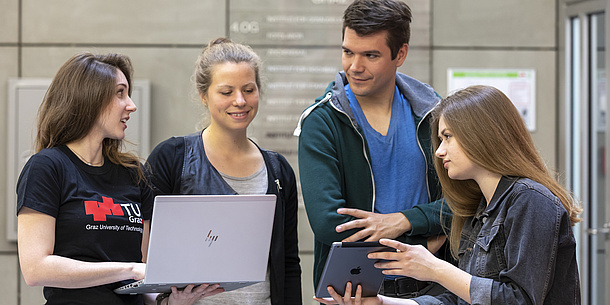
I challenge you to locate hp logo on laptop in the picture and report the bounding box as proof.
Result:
[205,230,219,247]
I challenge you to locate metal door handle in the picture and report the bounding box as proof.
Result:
[586,222,610,235]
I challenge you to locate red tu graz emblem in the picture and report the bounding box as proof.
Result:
[84,197,124,221]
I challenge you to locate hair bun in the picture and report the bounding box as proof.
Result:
[210,37,232,46]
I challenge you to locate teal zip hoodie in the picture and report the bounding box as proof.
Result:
[295,71,451,288]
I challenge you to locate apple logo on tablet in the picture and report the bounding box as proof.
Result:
[350,266,362,275]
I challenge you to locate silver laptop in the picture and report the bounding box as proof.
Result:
[115,194,276,294]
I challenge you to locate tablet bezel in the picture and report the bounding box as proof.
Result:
[315,241,394,298]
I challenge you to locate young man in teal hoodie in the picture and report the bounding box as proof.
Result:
[295,0,451,299]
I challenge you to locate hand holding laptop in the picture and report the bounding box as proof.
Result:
[153,283,225,305]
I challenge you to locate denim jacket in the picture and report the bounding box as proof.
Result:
[413,176,580,305]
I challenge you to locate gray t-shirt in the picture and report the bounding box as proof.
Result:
[219,164,268,195]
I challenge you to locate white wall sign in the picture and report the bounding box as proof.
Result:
[447,68,536,131]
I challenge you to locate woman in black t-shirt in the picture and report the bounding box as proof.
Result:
[16,52,223,305]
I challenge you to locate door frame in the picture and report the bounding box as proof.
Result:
[558,1,610,304]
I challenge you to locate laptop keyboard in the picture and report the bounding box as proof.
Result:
[116,279,143,291]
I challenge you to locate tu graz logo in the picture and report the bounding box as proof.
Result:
[84,196,142,223]
[205,230,219,247]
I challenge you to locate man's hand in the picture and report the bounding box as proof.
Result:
[335,208,412,242]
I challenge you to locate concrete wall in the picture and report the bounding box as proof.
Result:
[431,0,558,167]
[0,0,558,304]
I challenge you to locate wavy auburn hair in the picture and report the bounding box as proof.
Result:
[35,52,144,180]
[431,85,582,257]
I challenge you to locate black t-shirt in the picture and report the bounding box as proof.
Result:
[17,145,153,305]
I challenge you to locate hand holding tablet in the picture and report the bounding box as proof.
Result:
[315,241,395,298]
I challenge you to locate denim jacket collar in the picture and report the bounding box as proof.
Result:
[474,175,519,222]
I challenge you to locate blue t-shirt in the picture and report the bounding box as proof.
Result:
[346,84,428,214]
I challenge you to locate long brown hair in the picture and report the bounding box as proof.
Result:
[35,52,144,180]
[431,85,582,257]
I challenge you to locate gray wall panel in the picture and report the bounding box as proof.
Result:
[19,273,45,305]
[0,0,19,43]
[432,0,556,48]
[0,255,19,305]
[0,47,19,252]
[398,47,432,85]
[230,0,345,46]
[299,253,316,305]
[22,1,225,44]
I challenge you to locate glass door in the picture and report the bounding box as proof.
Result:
[586,12,608,305]
[563,2,609,304]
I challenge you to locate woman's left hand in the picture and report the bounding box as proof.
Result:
[167,283,224,305]
[370,239,441,282]
[313,282,382,305]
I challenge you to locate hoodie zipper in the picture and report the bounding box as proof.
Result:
[328,100,377,212]
[415,106,437,202]
[293,92,332,136]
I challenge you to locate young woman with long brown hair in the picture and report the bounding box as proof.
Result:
[17,52,222,305]
[316,85,582,305]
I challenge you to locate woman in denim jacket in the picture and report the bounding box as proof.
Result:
[316,85,582,305]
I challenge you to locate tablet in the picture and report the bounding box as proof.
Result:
[315,241,395,298]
